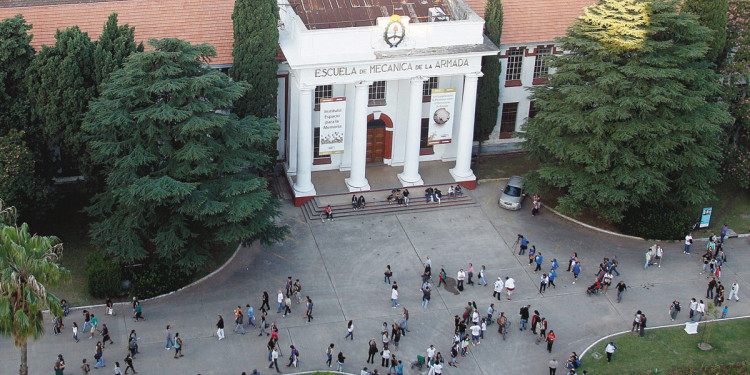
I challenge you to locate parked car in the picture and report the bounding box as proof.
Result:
[498,176,525,210]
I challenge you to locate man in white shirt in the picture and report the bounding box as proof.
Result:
[432,361,443,375]
[684,233,693,254]
[457,269,466,290]
[277,290,284,313]
[605,341,617,362]
[505,277,515,300]
[470,323,481,345]
[426,344,436,361]
[493,277,504,301]
[391,287,399,308]
[697,300,706,321]
[728,281,740,302]
[689,298,698,321]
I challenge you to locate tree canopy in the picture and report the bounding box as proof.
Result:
[84,38,285,270]
[523,0,732,222]
[230,0,279,119]
[474,0,503,157]
[0,15,35,136]
[682,0,729,65]
[93,13,143,86]
[25,26,97,176]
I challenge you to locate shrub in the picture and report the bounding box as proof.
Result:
[620,203,695,240]
[128,260,194,299]
[85,251,122,298]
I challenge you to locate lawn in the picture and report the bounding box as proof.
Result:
[580,318,750,374]
[473,151,539,180]
[691,183,750,238]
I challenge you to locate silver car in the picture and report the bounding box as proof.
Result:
[498,176,525,210]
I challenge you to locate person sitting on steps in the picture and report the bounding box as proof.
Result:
[425,187,434,203]
[358,195,366,209]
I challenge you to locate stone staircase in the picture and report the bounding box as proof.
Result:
[300,184,480,222]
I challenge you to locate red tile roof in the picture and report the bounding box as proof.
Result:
[466,0,597,45]
[0,0,236,65]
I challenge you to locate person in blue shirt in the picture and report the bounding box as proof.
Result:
[551,258,559,271]
[247,305,256,328]
[572,262,581,284]
[721,224,728,243]
[519,236,528,255]
[548,269,557,289]
[535,253,544,273]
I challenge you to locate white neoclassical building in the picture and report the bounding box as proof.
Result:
[275,0,498,204]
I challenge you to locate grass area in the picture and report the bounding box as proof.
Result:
[473,151,539,180]
[692,184,750,238]
[580,318,750,374]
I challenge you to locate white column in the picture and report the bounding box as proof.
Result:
[450,73,482,182]
[293,87,316,196]
[398,76,426,187]
[345,81,371,192]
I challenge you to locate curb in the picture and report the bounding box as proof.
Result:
[477,177,509,183]
[543,205,647,241]
[61,243,244,314]
[580,315,750,360]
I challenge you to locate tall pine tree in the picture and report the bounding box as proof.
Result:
[230,0,279,119]
[84,38,285,270]
[474,0,503,163]
[682,0,729,65]
[524,0,731,222]
[0,15,35,136]
[93,13,143,86]
[25,26,97,176]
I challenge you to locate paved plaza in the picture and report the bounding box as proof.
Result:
[1,181,748,375]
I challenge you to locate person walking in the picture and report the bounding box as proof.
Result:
[216,315,225,340]
[540,274,549,294]
[165,325,174,350]
[605,342,617,362]
[697,300,706,321]
[457,269,466,291]
[467,263,475,286]
[519,305,530,331]
[173,333,183,358]
[247,305,256,328]
[337,352,346,372]
[325,343,335,367]
[546,330,556,353]
[548,358,558,375]
[684,233,693,254]
[728,280,740,302]
[669,300,681,321]
[268,346,281,373]
[632,311,642,332]
[615,281,627,303]
[535,252,544,273]
[81,359,90,374]
[276,290,284,313]
[380,345,391,367]
[93,341,105,369]
[492,277,504,300]
[123,353,136,374]
[345,320,354,340]
[133,302,144,322]
[655,245,664,267]
[282,295,292,318]
[72,322,80,343]
[505,277,515,300]
[305,296,314,322]
[113,362,122,375]
[572,262,581,284]
[286,345,299,368]
[422,283,431,309]
[479,265,487,286]
[384,265,393,284]
[549,269,557,289]
[261,291,271,311]
[707,277,717,299]
[391,285,399,308]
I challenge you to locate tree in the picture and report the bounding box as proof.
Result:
[0,130,49,217]
[230,0,279,119]
[474,0,503,164]
[523,0,732,222]
[682,0,729,65]
[25,26,97,176]
[93,13,142,86]
[84,38,286,270]
[0,15,35,136]
[0,204,70,375]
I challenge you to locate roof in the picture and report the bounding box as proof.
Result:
[287,0,454,29]
[465,0,596,45]
[0,0,236,65]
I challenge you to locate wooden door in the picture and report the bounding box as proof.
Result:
[366,126,386,163]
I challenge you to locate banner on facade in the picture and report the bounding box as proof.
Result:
[318,97,346,155]
[427,88,456,145]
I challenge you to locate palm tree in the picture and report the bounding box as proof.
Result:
[0,201,70,375]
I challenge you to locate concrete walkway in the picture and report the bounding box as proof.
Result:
[2,181,749,375]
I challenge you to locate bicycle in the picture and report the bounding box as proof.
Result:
[497,320,511,341]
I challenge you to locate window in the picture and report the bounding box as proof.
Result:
[505,48,524,81]
[368,81,386,106]
[422,77,439,102]
[533,46,552,80]
[500,102,519,135]
[314,85,333,110]
[420,118,434,154]
[528,101,540,119]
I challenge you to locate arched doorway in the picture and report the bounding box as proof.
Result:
[366,113,393,164]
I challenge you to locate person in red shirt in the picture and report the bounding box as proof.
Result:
[323,205,333,222]
[546,330,556,353]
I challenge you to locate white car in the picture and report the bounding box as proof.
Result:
[498,176,525,210]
